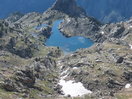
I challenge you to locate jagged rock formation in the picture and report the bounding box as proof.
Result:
[51,0,86,17]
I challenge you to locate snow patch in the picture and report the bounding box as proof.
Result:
[73,67,78,70]
[57,61,61,65]
[66,18,71,23]
[101,31,105,35]
[129,44,132,49]
[128,25,132,29]
[59,79,92,97]
[125,83,131,89]
[129,25,132,29]
[130,26,132,28]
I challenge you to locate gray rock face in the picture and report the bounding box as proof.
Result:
[51,0,86,17]
[15,69,35,88]
[59,17,103,42]
[0,20,11,38]
[1,56,60,97]
[3,79,17,91]
[3,68,35,92]
[6,36,38,58]
[123,72,132,81]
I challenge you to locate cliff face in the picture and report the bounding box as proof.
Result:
[51,0,86,17]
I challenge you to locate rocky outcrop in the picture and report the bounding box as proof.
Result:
[1,56,60,98]
[59,15,132,44]
[0,20,12,38]
[3,68,35,92]
[59,16,103,42]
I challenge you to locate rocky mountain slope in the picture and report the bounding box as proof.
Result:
[77,0,132,23]
[58,41,132,98]
[0,0,132,99]
[1,0,132,23]
[0,8,62,99]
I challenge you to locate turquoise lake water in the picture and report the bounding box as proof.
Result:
[45,20,94,52]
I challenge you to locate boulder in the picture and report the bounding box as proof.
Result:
[15,68,35,88]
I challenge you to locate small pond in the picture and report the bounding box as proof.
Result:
[45,20,94,53]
